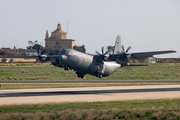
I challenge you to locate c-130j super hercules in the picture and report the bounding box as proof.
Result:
[11,35,177,78]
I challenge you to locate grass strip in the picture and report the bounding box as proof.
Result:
[1,83,180,90]
[0,99,180,119]
[0,63,180,81]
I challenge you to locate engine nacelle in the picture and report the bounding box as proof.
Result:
[51,61,63,68]
[116,59,129,66]
[40,55,47,61]
[104,54,109,61]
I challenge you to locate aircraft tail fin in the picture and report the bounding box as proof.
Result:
[113,35,121,54]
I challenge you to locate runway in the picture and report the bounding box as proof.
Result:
[1,80,180,83]
[0,85,180,105]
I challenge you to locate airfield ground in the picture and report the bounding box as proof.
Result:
[0,63,180,81]
[0,63,180,119]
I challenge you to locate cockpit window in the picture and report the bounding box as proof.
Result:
[65,50,69,55]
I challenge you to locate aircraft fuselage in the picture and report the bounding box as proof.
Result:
[58,49,121,78]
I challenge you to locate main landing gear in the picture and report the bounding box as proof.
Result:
[96,69,102,78]
[76,71,85,79]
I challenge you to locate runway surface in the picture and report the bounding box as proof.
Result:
[1,80,180,83]
[1,87,180,98]
[0,85,180,105]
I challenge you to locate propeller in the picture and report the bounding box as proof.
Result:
[95,46,110,61]
[37,49,48,62]
[122,45,131,53]
[116,45,132,66]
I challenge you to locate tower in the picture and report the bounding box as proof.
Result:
[44,23,75,51]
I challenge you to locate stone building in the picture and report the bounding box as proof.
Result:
[44,23,75,51]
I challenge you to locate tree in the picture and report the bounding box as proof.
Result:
[26,46,33,49]
[82,45,86,53]
[27,40,38,49]
[32,44,44,55]
[28,41,34,46]
[73,45,86,53]
[32,44,43,51]
[27,40,45,55]
[107,45,114,54]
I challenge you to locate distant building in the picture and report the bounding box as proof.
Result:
[1,48,19,55]
[145,57,156,63]
[0,48,36,55]
[25,52,38,56]
[44,23,75,51]
[157,58,180,63]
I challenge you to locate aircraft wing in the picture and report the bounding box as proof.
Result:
[108,50,176,60]
[130,50,176,59]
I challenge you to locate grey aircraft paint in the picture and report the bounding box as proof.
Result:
[114,35,121,54]
[59,49,121,78]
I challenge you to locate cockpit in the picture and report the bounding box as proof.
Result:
[61,49,70,56]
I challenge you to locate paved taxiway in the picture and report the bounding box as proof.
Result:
[1,80,180,83]
[0,85,180,105]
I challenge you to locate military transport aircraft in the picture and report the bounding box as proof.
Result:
[3,35,176,78]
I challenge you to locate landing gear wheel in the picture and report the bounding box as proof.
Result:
[76,72,80,77]
[64,66,69,71]
[80,74,84,79]
[99,74,102,78]
[96,73,99,77]
[96,69,102,78]
[76,72,84,79]
[96,69,99,77]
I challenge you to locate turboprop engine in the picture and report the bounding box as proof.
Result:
[116,59,129,66]
[115,45,132,66]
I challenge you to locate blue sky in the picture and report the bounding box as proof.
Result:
[0,0,179,58]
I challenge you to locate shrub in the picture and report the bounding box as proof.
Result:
[22,70,25,73]
[0,69,5,72]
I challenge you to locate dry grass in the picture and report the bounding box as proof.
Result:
[0,107,180,120]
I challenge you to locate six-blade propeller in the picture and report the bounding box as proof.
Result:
[95,47,110,61]
[37,49,48,62]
